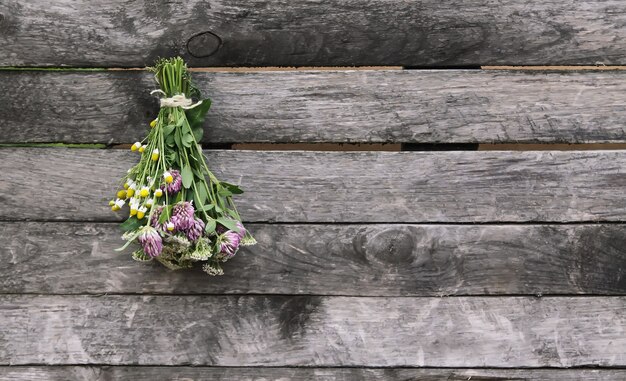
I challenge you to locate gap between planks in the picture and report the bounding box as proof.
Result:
[4,143,626,152]
[102,142,626,152]
[10,65,626,72]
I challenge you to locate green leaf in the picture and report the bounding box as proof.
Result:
[193,185,207,210]
[216,217,240,232]
[119,216,144,232]
[226,209,240,219]
[221,181,244,194]
[174,129,183,148]
[185,98,212,142]
[158,205,172,224]
[205,219,216,234]
[201,204,215,211]
[181,165,193,188]
[191,167,204,180]
[175,152,183,168]
[182,132,194,148]
[196,182,208,205]
[192,126,204,142]
[165,133,175,147]
[166,151,177,164]
[218,186,233,196]
[162,124,176,136]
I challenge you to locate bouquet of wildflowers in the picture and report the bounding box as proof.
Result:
[109,57,255,275]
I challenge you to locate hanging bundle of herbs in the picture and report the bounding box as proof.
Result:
[109,57,255,275]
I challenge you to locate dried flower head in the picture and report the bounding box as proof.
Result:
[137,226,163,257]
[185,217,205,242]
[172,201,195,231]
[202,262,224,276]
[163,169,182,194]
[217,230,241,260]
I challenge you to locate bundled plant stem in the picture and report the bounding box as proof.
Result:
[109,57,255,275]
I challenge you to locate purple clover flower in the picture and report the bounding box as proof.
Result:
[185,217,205,242]
[171,201,195,231]
[137,226,163,257]
[218,230,241,260]
[163,169,182,195]
[150,205,165,232]
[235,221,246,238]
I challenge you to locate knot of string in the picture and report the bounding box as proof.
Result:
[150,89,202,109]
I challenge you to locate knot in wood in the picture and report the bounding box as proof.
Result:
[363,227,417,265]
[186,31,222,58]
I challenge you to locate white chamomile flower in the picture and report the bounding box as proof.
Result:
[137,206,148,220]
[163,171,173,184]
[112,198,125,211]
[129,198,140,216]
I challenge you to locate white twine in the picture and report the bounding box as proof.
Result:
[150,89,202,110]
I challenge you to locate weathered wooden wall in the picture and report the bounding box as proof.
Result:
[0,1,625,381]
[1,1,626,67]
[2,70,626,144]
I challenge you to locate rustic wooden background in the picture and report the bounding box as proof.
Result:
[1,1,625,380]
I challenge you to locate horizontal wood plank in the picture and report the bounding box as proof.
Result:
[1,149,626,222]
[1,295,624,367]
[1,222,625,296]
[1,1,626,66]
[1,366,625,381]
[2,70,626,144]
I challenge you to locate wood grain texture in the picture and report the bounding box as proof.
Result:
[1,1,626,66]
[2,70,626,144]
[2,222,625,296]
[2,367,626,381]
[1,148,626,223]
[1,295,624,366]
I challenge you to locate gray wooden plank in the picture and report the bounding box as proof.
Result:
[1,1,626,66]
[1,148,626,222]
[1,295,624,366]
[2,70,626,144]
[1,367,625,381]
[2,222,625,296]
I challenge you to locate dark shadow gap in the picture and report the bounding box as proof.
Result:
[232,143,401,151]
[403,65,482,70]
[3,142,625,152]
[402,143,479,151]
[201,143,233,150]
